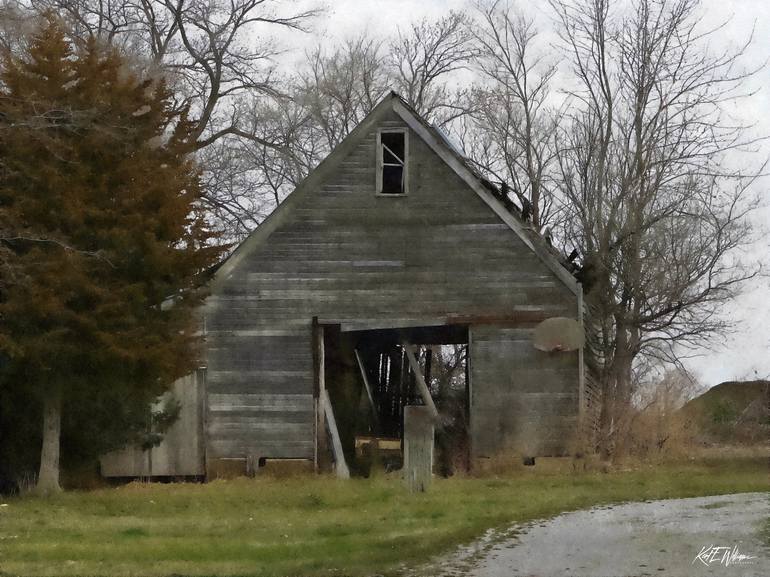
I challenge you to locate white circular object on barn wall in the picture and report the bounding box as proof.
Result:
[533,317,584,352]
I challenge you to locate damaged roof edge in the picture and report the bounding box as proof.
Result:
[390,95,581,296]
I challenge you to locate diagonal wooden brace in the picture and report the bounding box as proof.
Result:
[402,341,439,421]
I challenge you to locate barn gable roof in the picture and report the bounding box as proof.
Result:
[212,92,579,295]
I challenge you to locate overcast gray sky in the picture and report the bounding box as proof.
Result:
[283,0,770,389]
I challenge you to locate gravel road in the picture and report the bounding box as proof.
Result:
[426,492,770,577]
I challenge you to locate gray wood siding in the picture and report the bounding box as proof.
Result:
[204,108,578,462]
[470,325,580,458]
[101,370,206,477]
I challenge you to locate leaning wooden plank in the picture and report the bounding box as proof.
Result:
[402,343,439,420]
[354,349,379,431]
[321,389,350,479]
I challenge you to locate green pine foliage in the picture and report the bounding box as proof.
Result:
[0,15,222,480]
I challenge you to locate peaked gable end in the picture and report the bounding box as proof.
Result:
[213,93,578,297]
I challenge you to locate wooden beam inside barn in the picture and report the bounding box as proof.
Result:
[403,343,439,420]
[354,348,379,432]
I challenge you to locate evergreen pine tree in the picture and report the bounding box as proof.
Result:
[0,15,221,493]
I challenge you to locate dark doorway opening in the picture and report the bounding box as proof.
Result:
[321,324,470,477]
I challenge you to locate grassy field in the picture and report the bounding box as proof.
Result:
[0,457,767,577]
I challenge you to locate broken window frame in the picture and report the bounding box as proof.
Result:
[376,128,408,195]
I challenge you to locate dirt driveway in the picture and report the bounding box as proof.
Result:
[427,492,769,577]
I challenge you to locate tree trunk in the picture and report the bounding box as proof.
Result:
[35,389,62,495]
[610,350,634,462]
[597,320,635,458]
[597,367,615,457]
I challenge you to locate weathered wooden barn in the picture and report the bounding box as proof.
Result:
[101,92,586,479]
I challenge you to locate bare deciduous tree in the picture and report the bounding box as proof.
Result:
[298,34,388,151]
[388,10,476,123]
[0,0,36,53]
[469,0,561,231]
[550,0,764,455]
[30,0,320,238]
[249,21,475,215]
[228,94,322,222]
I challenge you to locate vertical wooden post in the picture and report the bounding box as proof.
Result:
[466,331,474,467]
[403,406,434,493]
[312,318,325,473]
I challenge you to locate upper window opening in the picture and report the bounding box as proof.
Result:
[378,131,407,194]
